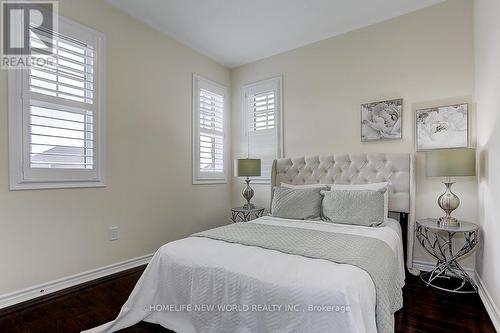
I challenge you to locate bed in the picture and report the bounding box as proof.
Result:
[84,153,417,333]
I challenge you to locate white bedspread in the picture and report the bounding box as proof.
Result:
[83,217,405,333]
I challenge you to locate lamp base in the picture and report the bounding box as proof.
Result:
[242,177,255,209]
[243,203,256,209]
[438,216,460,228]
[437,181,460,228]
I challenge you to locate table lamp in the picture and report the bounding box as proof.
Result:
[237,159,261,209]
[426,148,476,227]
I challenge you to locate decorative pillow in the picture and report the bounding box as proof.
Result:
[280,183,332,190]
[321,189,386,227]
[330,182,389,217]
[271,186,324,220]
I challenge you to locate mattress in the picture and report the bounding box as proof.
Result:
[83,216,405,333]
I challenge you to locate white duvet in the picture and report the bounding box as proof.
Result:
[83,216,405,333]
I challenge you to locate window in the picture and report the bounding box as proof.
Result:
[8,16,106,190]
[192,74,227,184]
[243,76,283,182]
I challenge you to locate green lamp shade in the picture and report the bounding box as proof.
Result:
[426,148,476,177]
[237,159,261,177]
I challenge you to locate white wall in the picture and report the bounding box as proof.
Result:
[0,0,231,294]
[475,0,500,327]
[231,0,477,267]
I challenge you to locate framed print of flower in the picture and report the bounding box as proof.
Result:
[416,103,468,151]
[361,98,403,142]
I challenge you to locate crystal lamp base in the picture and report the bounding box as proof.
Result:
[438,216,460,227]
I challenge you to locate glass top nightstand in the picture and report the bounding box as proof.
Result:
[231,206,265,223]
[417,218,478,233]
[416,218,479,293]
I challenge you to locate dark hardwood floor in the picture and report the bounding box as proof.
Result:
[0,266,495,333]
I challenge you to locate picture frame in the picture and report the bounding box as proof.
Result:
[415,103,468,151]
[361,98,403,142]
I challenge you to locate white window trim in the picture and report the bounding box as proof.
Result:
[242,75,283,184]
[8,15,106,190]
[192,74,228,185]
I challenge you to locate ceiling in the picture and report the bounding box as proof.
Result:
[106,0,444,68]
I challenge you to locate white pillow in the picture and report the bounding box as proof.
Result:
[330,182,389,217]
[281,183,331,190]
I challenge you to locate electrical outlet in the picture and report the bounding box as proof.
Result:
[109,226,119,241]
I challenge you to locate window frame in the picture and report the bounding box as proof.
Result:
[8,15,106,190]
[242,76,283,184]
[192,74,228,185]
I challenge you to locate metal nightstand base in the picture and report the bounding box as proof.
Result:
[420,268,477,294]
[416,218,479,294]
[231,207,265,223]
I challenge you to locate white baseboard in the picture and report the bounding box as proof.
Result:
[476,272,500,332]
[412,259,476,282]
[0,253,154,310]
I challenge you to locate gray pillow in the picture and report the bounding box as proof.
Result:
[321,189,385,226]
[271,186,325,220]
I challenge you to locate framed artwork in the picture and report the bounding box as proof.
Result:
[416,103,468,150]
[361,98,403,142]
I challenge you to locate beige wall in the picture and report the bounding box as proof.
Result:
[231,0,477,267]
[0,0,231,294]
[475,0,500,325]
[0,0,485,299]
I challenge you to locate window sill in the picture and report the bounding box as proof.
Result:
[9,180,106,191]
[193,179,228,185]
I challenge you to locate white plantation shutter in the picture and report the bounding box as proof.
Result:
[244,77,282,182]
[29,103,94,169]
[29,28,95,105]
[8,16,106,189]
[248,91,275,132]
[199,89,224,173]
[28,28,95,170]
[193,75,227,184]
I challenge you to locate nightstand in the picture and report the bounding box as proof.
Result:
[231,206,265,223]
[416,218,479,293]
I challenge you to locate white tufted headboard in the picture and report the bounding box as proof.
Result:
[270,153,418,274]
[271,153,413,213]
